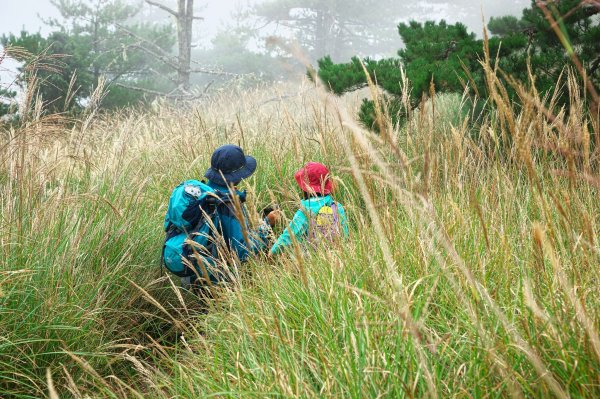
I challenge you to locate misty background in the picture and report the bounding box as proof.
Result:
[0,1,531,41]
[0,0,532,111]
[0,0,530,69]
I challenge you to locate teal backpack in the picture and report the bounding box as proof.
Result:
[162,180,221,278]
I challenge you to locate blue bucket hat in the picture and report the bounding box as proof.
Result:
[204,144,257,186]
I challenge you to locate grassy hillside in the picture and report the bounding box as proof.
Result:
[1,69,599,398]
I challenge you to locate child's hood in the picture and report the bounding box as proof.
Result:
[300,195,334,214]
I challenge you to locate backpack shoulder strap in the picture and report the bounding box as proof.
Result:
[330,202,339,224]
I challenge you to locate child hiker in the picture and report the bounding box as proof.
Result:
[270,162,348,256]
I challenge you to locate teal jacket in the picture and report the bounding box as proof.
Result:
[207,181,270,262]
[270,195,348,255]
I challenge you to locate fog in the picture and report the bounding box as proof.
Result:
[0,0,530,98]
[1,0,530,48]
[0,0,242,42]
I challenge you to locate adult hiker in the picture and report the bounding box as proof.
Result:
[270,162,348,256]
[162,144,278,288]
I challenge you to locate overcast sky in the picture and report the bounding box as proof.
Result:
[0,0,530,40]
[0,0,243,38]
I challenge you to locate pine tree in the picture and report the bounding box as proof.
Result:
[1,30,95,113]
[2,0,176,112]
[316,20,496,129]
[316,0,600,130]
[253,0,407,62]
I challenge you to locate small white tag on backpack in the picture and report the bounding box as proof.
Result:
[184,185,202,198]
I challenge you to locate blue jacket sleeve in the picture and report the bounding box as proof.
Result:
[219,206,269,262]
[270,209,310,255]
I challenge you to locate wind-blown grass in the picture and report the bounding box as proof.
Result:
[1,60,599,398]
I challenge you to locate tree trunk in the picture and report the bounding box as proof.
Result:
[313,7,337,62]
[176,0,193,91]
[314,8,326,62]
[145,0,199,91]
[93,16,101,87]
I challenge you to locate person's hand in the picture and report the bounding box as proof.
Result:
[266,210,283,227]
[261,204,277,218]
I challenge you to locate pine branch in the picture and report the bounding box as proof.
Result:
[145,0,178,17]
[113,23,236,78]
[189,67,241,77]
[129,44,180,70]
[151,0,201,19]
[115,82,206,100]
[113,23,181,70]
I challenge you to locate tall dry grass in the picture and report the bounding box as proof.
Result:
[1,40,599,398]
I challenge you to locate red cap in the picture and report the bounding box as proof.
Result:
[294,162,332,195]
